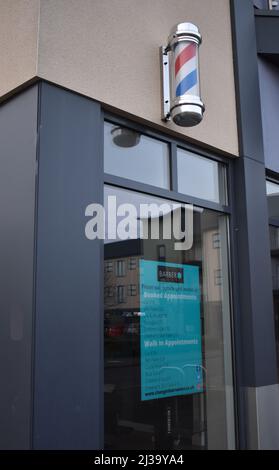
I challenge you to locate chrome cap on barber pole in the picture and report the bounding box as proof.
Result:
[161,23,205,127]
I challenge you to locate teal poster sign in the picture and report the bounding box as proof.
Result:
[140,260,203,401]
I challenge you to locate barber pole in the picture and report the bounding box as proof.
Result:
[161,23,205,127]
[174,41,198,98]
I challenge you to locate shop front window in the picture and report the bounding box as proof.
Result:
[177,149,227,205]
[104,122,170,189]
[104,189,235,450]
[267,180,279,379]
[104,122,235,450]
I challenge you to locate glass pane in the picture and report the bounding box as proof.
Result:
[270,226,279,381]
[104,122,170,189]
[177,148,227,204]
[104,186,235,450]
[267,180,279,219]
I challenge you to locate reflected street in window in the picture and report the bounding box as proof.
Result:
[104,186,235,450]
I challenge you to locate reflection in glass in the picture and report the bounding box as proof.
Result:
[104,122,170,189]
[267,180,279,219]
[177,148,227,204]
[270,226,279,380]
[104,186,235,450]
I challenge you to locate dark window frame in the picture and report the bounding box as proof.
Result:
[212,232,221,249]
[105,261,113,273]
[128,258,137,270]
[214,269,223,286]
[127,284,137,297]
[116,285,126,304]
[115,259,126,278]
[157,244,166,262]
[267,175,279,227]
[266,173,279,385]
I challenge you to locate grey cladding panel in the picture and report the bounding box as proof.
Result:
[33,83,103,449]
[0,86,38,449]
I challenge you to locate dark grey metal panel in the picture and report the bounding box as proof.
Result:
[230,2,279,449]
[231,0,264,163]
[33,83,103,449]
[258,58,279,173]
[233,157,277,387]
[256,13,279,57]
[231,0,278,387]
[0,86,38,449]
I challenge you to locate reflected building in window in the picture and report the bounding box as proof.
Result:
[104,188,234,450]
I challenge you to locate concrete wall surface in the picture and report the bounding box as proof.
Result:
[0,0,40,98]
[0,0,239,156]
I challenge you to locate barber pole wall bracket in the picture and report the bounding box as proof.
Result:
[161,23,205,127]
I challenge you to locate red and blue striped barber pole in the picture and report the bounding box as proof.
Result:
[166,23,205,127]
[174,42,198,98]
